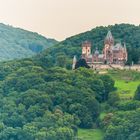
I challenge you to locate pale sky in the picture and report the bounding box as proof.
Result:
[0,0,140,41]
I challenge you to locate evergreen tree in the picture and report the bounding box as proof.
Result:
[75,59,90,69]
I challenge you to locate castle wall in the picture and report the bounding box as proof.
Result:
[90,64,140,71]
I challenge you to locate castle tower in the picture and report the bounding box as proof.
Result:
[82,41,91,58]
[103,31,114,64]
[72,55,77,70]
[104,31,114,46]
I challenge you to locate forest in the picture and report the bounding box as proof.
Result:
[0,56,139,139]
[0,24,139,139]
[0,57,115,139]
[0,23,57,61]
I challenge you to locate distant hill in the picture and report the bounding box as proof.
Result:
[35,24,140,68]
[0,23,58,61]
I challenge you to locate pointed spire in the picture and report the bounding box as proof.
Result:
[106,31,113,38]
[122,42,128,61]
[72,55,77,70]
[123,42,127,50]
[104,31,114,45]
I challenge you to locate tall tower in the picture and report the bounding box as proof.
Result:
[72,55,77,70]
[103,31,114,64]
[123,43,128,62]
[82,41,91,58]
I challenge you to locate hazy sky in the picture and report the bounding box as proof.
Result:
[0,0,140,40]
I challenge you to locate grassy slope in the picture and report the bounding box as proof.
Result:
[109,70,140,99]
[78,129,104,140]
[115,80,139,99]
[78,70,140,140]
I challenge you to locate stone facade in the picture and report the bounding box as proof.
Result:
[81,31,128,66]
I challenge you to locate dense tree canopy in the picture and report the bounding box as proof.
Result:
[0,23,57,61]
[0,57,116,139]
[0,24,140,139]
[75,58,90,69]
[103,85,140,140]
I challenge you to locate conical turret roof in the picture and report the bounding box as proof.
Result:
[104,31,114,45]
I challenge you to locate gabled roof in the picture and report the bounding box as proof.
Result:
[112,43,123,51]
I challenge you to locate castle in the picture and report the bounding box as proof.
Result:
[76,31,128,68]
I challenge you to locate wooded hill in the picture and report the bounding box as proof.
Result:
[0,24,139,139]
[0,23,57,61]
[36,24,140,69]
[0,54,139,139]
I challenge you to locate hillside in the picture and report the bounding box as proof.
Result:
[0,24,139,139]
[0,56,139,139]
[0,23,58,61]
[36,24,140,69]
[0,57,115,139]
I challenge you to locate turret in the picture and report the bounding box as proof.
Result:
[72,55,77,70]
[124,43,127,52]
[123,43,128,62]
[82,41,91,57]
